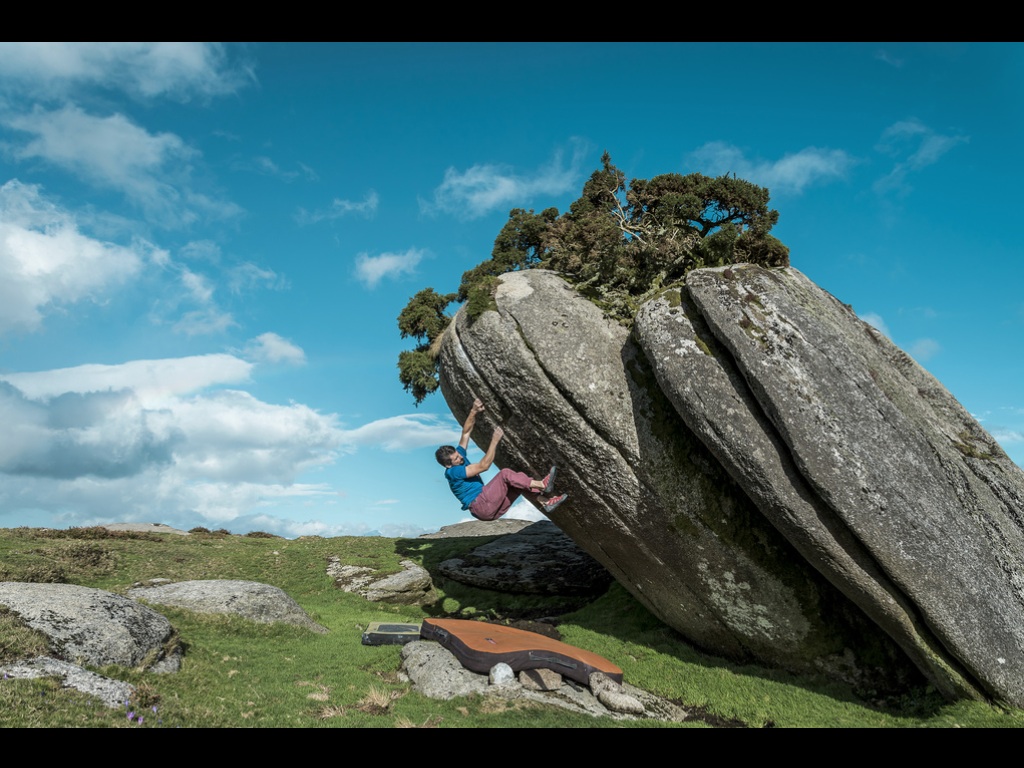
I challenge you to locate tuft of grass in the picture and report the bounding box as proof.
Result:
[0,607,52,662]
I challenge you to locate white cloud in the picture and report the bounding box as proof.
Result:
[859,312,891,338]
[295,190,379,225]
[3,104,241,227]
[0,178,144,334]
[0,42,252,100]
[355,248,425,288]
[173,307,238,336]
[873,119,968,196]
[242,155,322,183]
[338,413,459,453]
[687,142,853,195]
[1,354,253,405]
[424,143,586,219]
[228,262,286,293]
[179,239,222,264]
[874,49,904,68]
[908,338,941,362]
[991,428,1024,446]
[243,332,306,366]
[181,267,215,303]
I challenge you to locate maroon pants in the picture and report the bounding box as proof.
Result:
[469,468,537,521]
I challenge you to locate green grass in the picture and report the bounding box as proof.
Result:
[1,526,1022,728]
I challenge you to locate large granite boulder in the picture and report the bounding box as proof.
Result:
[438,269,916,691]
[438,265,1024,707]
[0,582,181,671]
[642,264,1024,706]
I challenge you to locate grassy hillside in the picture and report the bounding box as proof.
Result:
[1,526,1021,728]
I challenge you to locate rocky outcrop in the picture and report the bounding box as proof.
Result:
[438,269,917,692]
[0,582,181,671]
[127,580,328,633]
[641,265,1024,705]
[437,266,1024,706]
[437,520,612,595]
[328,558,434,605]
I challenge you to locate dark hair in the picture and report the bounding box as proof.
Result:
[435,445,457,467]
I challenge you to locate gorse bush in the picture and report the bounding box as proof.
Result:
[397,153,789,404]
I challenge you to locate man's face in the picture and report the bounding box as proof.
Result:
[447,450,464,467]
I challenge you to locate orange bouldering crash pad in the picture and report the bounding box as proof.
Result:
[420,617,623,685]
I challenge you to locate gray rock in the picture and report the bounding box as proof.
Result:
[489,662,517,686]
[127,579,327,633]
[329,559,434,605]
[438,269,912,688]
[364,561,434,604]
[100,523,190,536]
[680,264,1024,707]
[401,640,490,700]
[519,667,563,691]
[0,657,135,707]
[437,520,612,595]
[420,519,536,539]
[0,582,181,671]
[589,671,646,715]
[400,640,686,721]
[635,284,977,701]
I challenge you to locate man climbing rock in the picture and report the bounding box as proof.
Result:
[436,398,568,521]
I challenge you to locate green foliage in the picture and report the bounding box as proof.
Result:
[396,151,792,402]
[396,288,457,406]
[543,153,790,320]
[397,287,457,343]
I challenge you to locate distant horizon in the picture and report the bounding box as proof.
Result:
[1,43,1021,537]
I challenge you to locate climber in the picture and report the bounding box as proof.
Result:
[435,398,568,521]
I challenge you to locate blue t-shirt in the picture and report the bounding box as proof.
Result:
[444,445,483,510]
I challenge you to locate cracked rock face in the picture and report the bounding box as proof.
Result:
[675,265,1024,706]
[438,269,916,692]
[439,266,1024,707]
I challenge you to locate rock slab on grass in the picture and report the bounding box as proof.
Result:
[0,657,136,707]
[127,579,328,633]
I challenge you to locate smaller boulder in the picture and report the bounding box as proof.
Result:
[0,582,180,671]
[127,580,327,633]
[329,559,434,605]
[489,662,517,686]
[520,667,563,691]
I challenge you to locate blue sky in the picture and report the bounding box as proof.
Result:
[0,43,1020,538]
